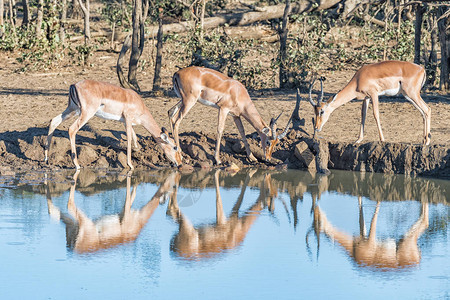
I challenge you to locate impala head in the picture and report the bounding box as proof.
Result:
[308,78,331,133]
[160,128,183,166]
[261,111,293,160]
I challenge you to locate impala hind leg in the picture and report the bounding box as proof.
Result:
[402,92,431,145]
[68,112,96,169]
[233,116,257,162]
[45,106,78,162]
[168,100,182,135]
[169,98,197,150]
[356,98,370,144]
[370,93,385,142]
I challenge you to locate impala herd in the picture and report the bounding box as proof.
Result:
[41,60,432,269]
[44,60,431,169]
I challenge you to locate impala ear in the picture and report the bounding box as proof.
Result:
[261,127,270,136]
[160,132,170,143]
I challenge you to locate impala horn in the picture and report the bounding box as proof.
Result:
[266,111,293,160]
[308,78,324,106]
[308,78,317,106]
[269,112,283,140]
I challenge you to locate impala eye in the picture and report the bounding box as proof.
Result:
[319,110,324,116]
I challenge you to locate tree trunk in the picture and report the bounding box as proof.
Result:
[36,0,43,38]
[0,0,4,28]
[117,0,148,92]
[414,4,424,64]
[437,6,449,91]
[60,0,67,44]
[77,0,90,44]
[200,0,206,42]
[21,0,29,27]
[153,13,163,91]
[279,0,291,88]
[117,34,134,90]
[70,0,82,19]
[426,13,438,85]
[128,0,143,91]
[8,0,16,38]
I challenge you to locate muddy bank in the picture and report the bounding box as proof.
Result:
[328,141,450,178]
[0,126,449,179]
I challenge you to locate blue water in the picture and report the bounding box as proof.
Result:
[0,169,448,300]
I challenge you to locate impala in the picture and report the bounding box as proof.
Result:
[46,170,179,253]
[167,170,276,260]
[169,66,292,164]
[44,80,182,169]
[309,61,431,145]
[313,197,429,269]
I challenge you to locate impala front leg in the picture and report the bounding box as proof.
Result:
[356,98,370,144]
[370,94,385,142]
[215,108,229,165]
[125,118,134,170]
[233,116,257,162]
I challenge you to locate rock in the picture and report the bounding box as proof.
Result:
[186,143,207,161]
[0,140,7,153]
[78,145,99,167]
[312,139,331,175]
[117,151,128,168]
[0,166,15,176]
[96,156,110,168]
[47,137,71,165]
[225,162,240,173]
[294,141,316,171]
[232,140,245,154]
[195,161,211,170]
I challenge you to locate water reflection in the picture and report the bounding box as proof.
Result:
[167,169,276,260]
[1,168,448,298]
[46,170,178,253]
[313,197,430,270]
[10,167,447,268]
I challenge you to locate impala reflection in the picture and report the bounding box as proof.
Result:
[46,170,179,253]
[313,196,429,269]
[167,169,276,260]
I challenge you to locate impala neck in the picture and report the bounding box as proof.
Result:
[140,107,163,140]
[242,103,268,133]
[329,80,358,110]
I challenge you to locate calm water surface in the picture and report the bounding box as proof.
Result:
[0,169,448,299]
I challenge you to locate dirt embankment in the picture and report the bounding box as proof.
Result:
[0,124,449,179]
[0,53,449,179]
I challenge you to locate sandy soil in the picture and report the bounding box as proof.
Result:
[0,50,449,172]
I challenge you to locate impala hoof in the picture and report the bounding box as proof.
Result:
[248,153,258,163]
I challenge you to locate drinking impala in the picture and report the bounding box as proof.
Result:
[309,61,431,145]
[169,66,292,164]
[44,80,182,169]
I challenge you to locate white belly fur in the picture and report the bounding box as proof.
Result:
[378,86,401,96]
[95,105,124,122]
[199,98,219,108]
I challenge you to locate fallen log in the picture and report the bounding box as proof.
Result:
[143,1,342,39]
[70,0,341,42]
